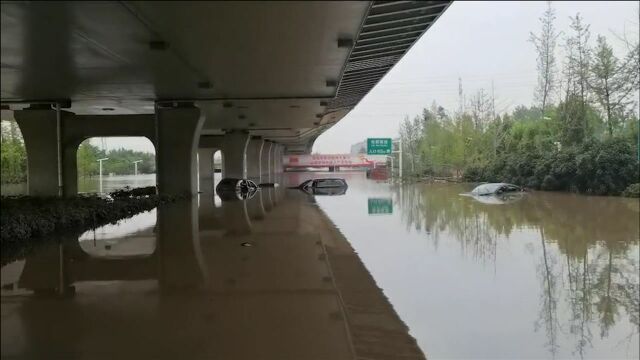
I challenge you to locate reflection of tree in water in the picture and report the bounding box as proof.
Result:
[396,184,640,357]
[396,184,503,264]
[535,228,561,358]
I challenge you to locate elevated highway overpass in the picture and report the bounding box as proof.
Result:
[1,1,451,195]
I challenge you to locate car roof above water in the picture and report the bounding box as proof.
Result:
[471,183,517,195]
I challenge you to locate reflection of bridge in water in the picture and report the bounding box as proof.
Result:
[2,176,423,360]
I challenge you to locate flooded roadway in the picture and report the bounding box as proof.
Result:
[2,172,639,359]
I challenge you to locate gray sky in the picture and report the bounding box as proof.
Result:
[313,1,639,153]
[91,1,638,154]
[88,136,155,153]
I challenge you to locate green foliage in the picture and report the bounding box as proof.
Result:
[399,8,639,197]
[76,140,155,177]
[464,136,638,196]
[77,142,101,177]
[622,183,640,198]
[1,120,27,184]
[0,125,157,184]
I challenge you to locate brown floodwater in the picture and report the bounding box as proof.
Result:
[1,172,639,359]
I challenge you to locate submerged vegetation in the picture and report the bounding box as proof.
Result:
[397,5,639,196]
[0,189,186,265]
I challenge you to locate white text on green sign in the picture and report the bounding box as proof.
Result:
[367,138,392,155]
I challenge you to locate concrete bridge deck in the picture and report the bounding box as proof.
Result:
[1,1,451,197]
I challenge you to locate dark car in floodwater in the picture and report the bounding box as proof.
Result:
[216,178,259,200]
[295,178,348,196]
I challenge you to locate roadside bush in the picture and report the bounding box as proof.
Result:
[463,136,639,196]
[463,164,486,182]
[622,183,640,198]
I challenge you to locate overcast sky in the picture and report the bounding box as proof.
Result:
[91,1,638,154]
[313,1,639,153]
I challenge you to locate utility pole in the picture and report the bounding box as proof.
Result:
[132,160,143,176]
[97,158,109,193]
[390,138,403,179]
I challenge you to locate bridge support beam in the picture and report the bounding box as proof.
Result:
[222,131,250,179]
[156,105,204,195]
[15,108,160,197]
[62,113,156,196]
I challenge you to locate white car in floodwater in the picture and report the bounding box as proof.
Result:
[470,183,523,196]
[461,183,525,204]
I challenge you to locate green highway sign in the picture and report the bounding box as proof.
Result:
[367,138,392,155]
[368,198,393,215]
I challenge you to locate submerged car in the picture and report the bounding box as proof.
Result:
[216,178,259,200]
[296,178,348,196]
[470,183,523,196]
[469,192,525,205]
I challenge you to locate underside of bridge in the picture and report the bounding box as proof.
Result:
[1,1,451,195]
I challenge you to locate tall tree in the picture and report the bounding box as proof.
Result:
[530,2,560,116]
[468,88,492,131]
[76,142,100,177]
[399,116,422,175]
[565,14,592,134]
[589,35,633,136]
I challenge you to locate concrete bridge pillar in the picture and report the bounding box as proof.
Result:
[222,131,250,179]
[197,148,217,193]
[198,135,223,193]
[14,107,74,197]
[198,148,217,179]
[246,136,264,183]
[271,144,278,176]
[272,144,283,175]
[261,141,273,181]
[156,105,204,195]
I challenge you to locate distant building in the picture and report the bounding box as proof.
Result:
[350,141,366,155]
[350,139,389,164]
